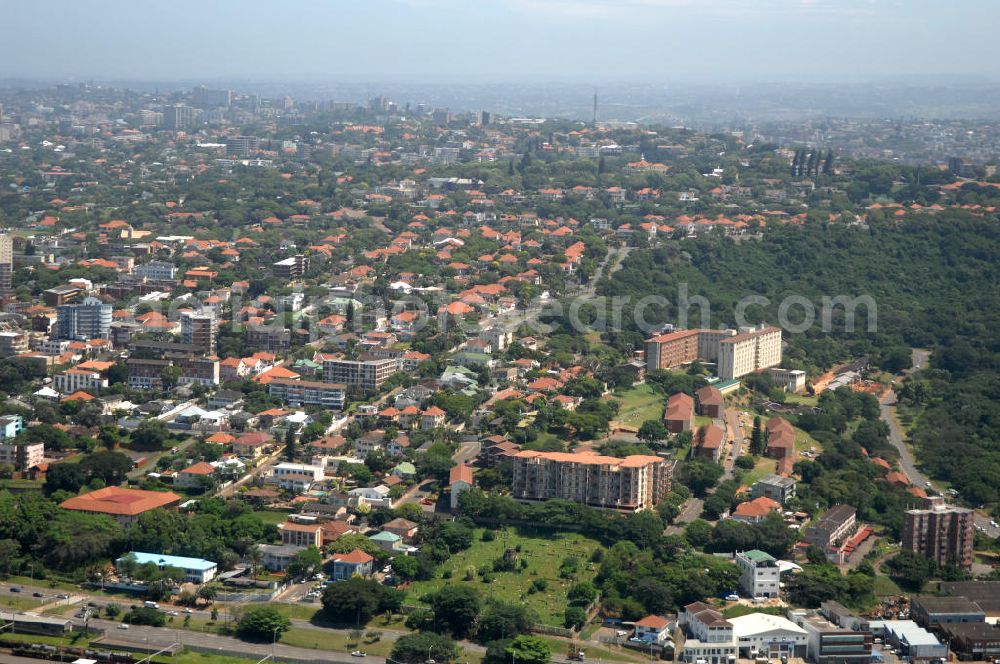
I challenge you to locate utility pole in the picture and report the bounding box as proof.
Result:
[592,89,598,126]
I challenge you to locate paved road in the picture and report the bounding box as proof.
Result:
[721,408,745,480]
[880,348,1000,538]
[87,616,374,663]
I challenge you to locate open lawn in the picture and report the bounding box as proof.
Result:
[406,527,603,627]
[873,575,903,597]
[280,626,395,656]
[0,478,43,492]
[158,652,259,664]
[738,456,782,486]
[0,632,95,647]
[612,384,664,429]
[793,427,822,454]
[0,595,44,611]
[253,509,293,525]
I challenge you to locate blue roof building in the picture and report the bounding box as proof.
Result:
[118,551,218,584]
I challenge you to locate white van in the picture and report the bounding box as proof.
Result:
[144,601,160,609]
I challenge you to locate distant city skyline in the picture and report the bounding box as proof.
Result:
[5,0,1000,83]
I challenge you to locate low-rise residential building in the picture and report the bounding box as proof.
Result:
[696,385,724,419]
[750,475,797,504]
[736,549,781,598]
[175,461,218,489]
[331,549,374,581]
[450,463,474,510]
[118,551,217,584]
[60,486,182,527]
[803,504,857,552]
[259,543,301,572]
[665,392,694,434]
[278,521,324,548]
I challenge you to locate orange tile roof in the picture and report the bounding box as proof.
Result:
[60,486,182,516]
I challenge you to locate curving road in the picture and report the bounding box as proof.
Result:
[880,349,999,538]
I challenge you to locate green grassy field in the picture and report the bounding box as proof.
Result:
[279,625,395,656]
[406,527,603,626]
[873,575,904,597]
[253,509,294,525]
[739,456,782,486]
[612,384,664,429]
[0,595,44,611]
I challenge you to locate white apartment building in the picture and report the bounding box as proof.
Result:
[736,549,782,599]
[718,325,782,381]
[54,368,108,394]
[271,463,324,482]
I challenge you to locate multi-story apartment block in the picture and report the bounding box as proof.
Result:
[180,310,218,355]
[645,325,782,381]
[0,441,44,471]
[267,378,346,409]
[225,135,260,157]
[902,497,975,570]
[804,504,858,551]
[246,323,291,352]
[510,450,673,512]
[736,549,781,598]
[0,330,29,357]
[56,297,112,340]
[53,368,108,394]
[719,326,783,382]
[278,521,323,548]
[0,414,24,440]
[127,340,219,388]
[322,357,399,390]
[0,233,12,293]
[132,260,177,281]
[163,104,195,130]
[272,254,309,279]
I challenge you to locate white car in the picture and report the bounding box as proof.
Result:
[117,623,130,630]
[183,608,193,614]
[725,594,740,601]
[166,610,179,616]
[351,651,366,657]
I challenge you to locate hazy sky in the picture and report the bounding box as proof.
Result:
[5,0,1000,83]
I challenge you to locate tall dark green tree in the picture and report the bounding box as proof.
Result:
[750,416,764,456]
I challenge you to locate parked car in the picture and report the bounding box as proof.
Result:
[32,592,44,597]
[183,608,193,614]
[9,587,20,593]
[117,623,130,630]
[351,651,366,658]
[166,610,179,616]
[725,594,740,601]
[56,593,70,599]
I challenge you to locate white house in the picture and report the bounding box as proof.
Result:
[348,485,392,509]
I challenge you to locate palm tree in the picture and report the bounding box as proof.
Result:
[246,546,264,581]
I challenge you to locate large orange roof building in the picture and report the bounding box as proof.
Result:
[60,486,182,526]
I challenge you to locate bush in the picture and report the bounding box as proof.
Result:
[531,578,548,592]
[735,455,755,470]
[564,606,587,629]
[391,632,460,664]
[236,605,291,641]
[124,607,165,627]
[482,530,496,542]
